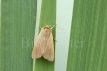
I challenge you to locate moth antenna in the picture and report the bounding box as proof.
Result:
[56,26,64,30]
[33,16,47,26]
[51,25,56,29]
[51,24,64,30]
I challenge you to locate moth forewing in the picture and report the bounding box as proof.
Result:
[32,25,54,61]
[43,33,54,61]
[32,32,43,59]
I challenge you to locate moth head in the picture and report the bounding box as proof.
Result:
[43,25,51,31]
[40,25,52,35]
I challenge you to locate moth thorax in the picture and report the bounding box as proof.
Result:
[41,29,51,36]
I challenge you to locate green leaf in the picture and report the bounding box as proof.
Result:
[1,0,37,71]
[0,0,1,70]
[67,0,107,71]
[33,0,56,71]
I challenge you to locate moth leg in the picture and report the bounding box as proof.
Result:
[38,27,42,29]
[52,36,57,42]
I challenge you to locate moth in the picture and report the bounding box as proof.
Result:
[32,25,54,61]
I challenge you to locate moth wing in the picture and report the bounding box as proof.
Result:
[32,33,44,59]
[43,33,54,61]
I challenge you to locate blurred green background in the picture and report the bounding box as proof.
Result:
[1,0,107,71]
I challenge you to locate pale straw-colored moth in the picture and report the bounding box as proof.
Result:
[32,18,55,61]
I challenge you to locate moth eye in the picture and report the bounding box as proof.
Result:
[47,28,49,29]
